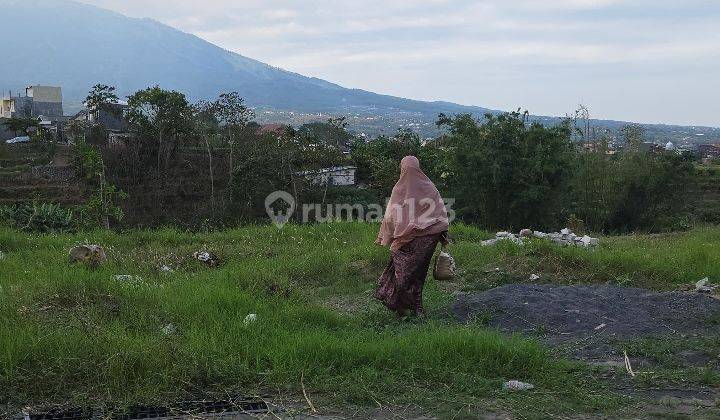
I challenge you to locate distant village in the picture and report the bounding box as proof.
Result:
[2,84,720,166]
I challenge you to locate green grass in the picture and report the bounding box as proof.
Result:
[0,223,718,416]
[451,225,720,290]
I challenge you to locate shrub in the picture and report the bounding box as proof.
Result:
[0,203,76,233]
[438,112,576,230]
[571,149,695,232]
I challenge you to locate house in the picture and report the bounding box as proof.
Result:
[296,166,357,186]
[69,99,131,146]
[1,86,63,119]
[697,144,720,160]
[257,124,288,137]
[78,99,129,132]
[638,142,663,153]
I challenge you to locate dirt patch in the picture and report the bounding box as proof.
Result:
[452,284,720,344]
[452,284,720,415]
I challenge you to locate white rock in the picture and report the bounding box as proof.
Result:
[561,228,572,235]
[503,380,534,391]
[519,229,533,238]
[496,231,511,238]
[0,251,5,260]
[529,274,541,281]
[160,265,174,273]
[244,314,258,325]
[533,231,548,238]
[482,239,499,246]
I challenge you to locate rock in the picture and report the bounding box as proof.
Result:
[0,251,5,260]
[578,235,595,247]
[529,274,541,281]
[69,245,107,267]
[561,228,572,235]
[533,231,548,238]
[496,231,511,238]
[482,239,499,246]
[519,229,533,238]
[244,314,258,325]
[162,323,177,335]
[551,237,566,246]
[160,265,174,273]
[503,380,534,391]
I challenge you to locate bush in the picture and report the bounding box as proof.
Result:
[0,203,76,233]
[571,149,695,232]
[438,112,576,230]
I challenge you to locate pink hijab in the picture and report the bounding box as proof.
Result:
[376,156,449,251]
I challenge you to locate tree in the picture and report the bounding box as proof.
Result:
[126,86,193,173]
[65,119,86,144]
[230,123,347,220]
[86,84,120,120]
[350,128,426,196]
[439,112,576,229]
[212,92,254,174]
[620,124,645,151]
[72,137,127,229]
[192,101,220,211]
[571,138,696,232]
[2,117,40,136]
[298,118,354,149]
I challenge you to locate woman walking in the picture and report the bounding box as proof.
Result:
[374,156,449,316]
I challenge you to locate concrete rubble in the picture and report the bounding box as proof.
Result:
[503,380,535,391]
[193,251,222,267]
[695,277,718,294]
[482,228,599,248]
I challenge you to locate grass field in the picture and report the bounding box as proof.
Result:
[1,223,718,417]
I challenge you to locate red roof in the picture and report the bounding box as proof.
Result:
[257,124,287,136]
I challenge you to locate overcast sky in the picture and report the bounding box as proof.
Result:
[79,0,719,126]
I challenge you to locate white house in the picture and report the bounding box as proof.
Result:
[296,166,357,186]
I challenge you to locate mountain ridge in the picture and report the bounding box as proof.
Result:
[0,0,718,138]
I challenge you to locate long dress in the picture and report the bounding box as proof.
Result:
[373,232,445,315]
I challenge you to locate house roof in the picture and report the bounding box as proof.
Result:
[257,124,287,136]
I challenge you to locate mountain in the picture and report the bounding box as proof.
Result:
[1,0,718,142]
[0,0,489,118]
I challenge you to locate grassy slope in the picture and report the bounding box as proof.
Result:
[1,223,718,416]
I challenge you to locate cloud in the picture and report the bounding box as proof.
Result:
[78,0,720,126]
